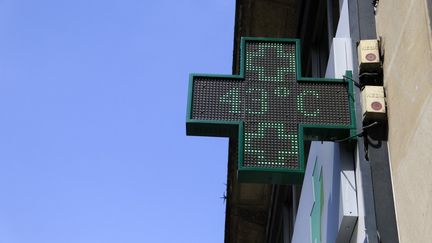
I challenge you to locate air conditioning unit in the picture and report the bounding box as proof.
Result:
[361,85,386,122]
[358,39,381,73]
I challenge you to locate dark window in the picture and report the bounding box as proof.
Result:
[297,0,340,77]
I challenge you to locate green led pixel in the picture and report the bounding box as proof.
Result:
[221,87,321,117]
[245,122,297,166]
[297,90,320,117]
[245,43,295,82]
[220,87,241,113]
[246,87,268,115]
[274,87,289,97]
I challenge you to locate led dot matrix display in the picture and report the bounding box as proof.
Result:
[186,38,356,184]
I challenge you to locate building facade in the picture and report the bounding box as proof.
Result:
[221,0,432,242]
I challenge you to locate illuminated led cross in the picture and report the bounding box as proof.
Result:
[186,38,356,184]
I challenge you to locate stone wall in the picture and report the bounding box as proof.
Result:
[376,0,432,241]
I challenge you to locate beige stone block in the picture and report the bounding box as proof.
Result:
[376,0,414,65]
[376,0,432,242]
[390,96,432,242]
[381,0,432,167]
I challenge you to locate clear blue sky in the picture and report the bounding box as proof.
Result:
[0,1,234,242]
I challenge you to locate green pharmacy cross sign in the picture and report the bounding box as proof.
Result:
[186,38,356,184]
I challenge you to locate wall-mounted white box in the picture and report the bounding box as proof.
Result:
[361,85,386,122]
[358,39,380,72]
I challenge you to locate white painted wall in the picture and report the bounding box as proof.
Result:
[292,1,370,242]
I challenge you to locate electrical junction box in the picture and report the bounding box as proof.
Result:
[361,85,386,122]
[358,39,380,73]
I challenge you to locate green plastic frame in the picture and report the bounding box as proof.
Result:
[186,37,357,184]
